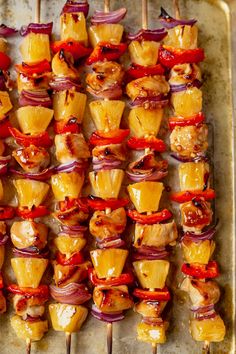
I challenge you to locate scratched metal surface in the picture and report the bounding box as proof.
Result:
[0,0,234,353]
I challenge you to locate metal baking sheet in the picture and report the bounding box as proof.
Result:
[0,0,235,353]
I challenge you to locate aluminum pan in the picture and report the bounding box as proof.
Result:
[0,0,234,353]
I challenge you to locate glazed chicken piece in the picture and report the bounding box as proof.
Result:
[92,143,126,162]
[181,278,220,307]
[89,207,127,240]
[180,200,213,232]
[169,63,201,86]
[52,50,78,78]
[12,146,50,173]
[13,294,47,318]
[52,260,91,287]
[170,124,208,158]
[93,285,133,313]
[135,300,167,318]
[55,133,90,164]
[126,75,169,101]
[127,153,168,176]
[17,72,52,93]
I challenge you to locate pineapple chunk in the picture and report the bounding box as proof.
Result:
[90,249,128,279]
[60,13,88,46]
[52,51,78,78]
[164,25,198,49]
[171,87,202,117]
[128,107,163,138]
[129,41,160,66]
[14,179,49,209]
[128,181,164,213]
[190,316,225,342]
[0,246,4,269]
[0,179,3,200]
[51,172,84,201]
[89,24,124,47]
[89,100,125,131]
[11,315,48,341]
[89,169,124,199]
[133,260,169,289]
[49,304,88,333]
[179,162,209,191]
[54,236,86,258]
[0,91,13,118]
[11,221,48,250]
[16,106,53,134]
[182,239,215,265]
[11,258,48,288]
[53,90,87,122]
[137,322,166,344]
[20,33,51,63]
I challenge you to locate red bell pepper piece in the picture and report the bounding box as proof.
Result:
[127,63,165,79]
[170,189,216,203]
[169,112,205,130]
[56,251,84,266]
[89,129,130,146]
[88,268,134,286]
[159,45,205,68]
[16,206,50,219]
[133,287,171,301]
[15,59,51,75]
[59,197,89,213]
[127,209,172,225]
[86,42,127,65]
[0,117,12,138]
[54,118,81,134]
[0,273,4,289]
[127,136,166,152]
[8,284,49,298]
[51,40,92,60]
[0,206,15,220]
[9,128,53,148]
[182,261,219,279]
[87,196,129,211]
[0,52,11,70]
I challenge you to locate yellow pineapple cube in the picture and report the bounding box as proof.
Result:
[89,24,124,47]
[11,315,48,341]
[164,25,198,49]
[11,258,48,288]
[129,41,160,66]
[0,91,13,118]
[182,239,215,265]
[53,90,87,122]
[49,304,88,333]
[0,246,4,269]
[89,100,125,131]
[52,51,78,78]
[128,107,163,138]
[89,169,124,199]
[20,33,51,63]
[16,106,54,134]
[171,87,202,117]
[90,249,128,279]
[128,181,164,213]
[179,162,209,191]
[51,172,84,201]
[14,179,50,209]
[133,260,169,289]
[137,322,166,344]
[54,235,86,258]
[190,316,225,342]
[60,12,88,46]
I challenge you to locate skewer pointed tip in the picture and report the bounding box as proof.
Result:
[202,341,210,354]
[66,332,71,354]
[107,322,113,354]
[26,338,31,354]
[173,0,180,20]
[152,343,157,354]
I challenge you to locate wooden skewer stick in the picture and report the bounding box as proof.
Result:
[142,0,148,30]
[173,0,180,20]
[66,332,72,354]
[202,341,210,354]
[152,343,158,354]
[107,322,113,354]
[26,338,31,354]
[104,0,110,13]
[35,0,41,23]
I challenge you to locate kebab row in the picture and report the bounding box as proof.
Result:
[158,5,226,351]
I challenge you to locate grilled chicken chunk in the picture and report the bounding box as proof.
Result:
[13,294,46,318]
[12,146,50,173]
[170,125,208,158]
[52,50,78,78]
[93,285,133,313]
[134,221,178,248]
[11,221,48,250]
[126,75,169,101]
[128,153,168,176]
[180,200,212,232]
[135,300,167,318]
[181,278,220,307]
[52,260,91,287]
[92,143,126,162]
[53,207,89,226]
[169,63,201,86]
[55,133,90,164]
[89,207,126,240]
[17,72,52,93]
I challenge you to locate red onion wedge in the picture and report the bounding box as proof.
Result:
[19,90,52,108]
[126,169,168,182]
[60,224,87,238]
[20,22,53,36]
[142,317,164,326]
[91,305,124,323]
[170,79,202,93]
[50,283,91,305]
[61,1,89,18]
[130,95,169,109]
[0,163,8,175]
[93,157,122,171]
[191,304,214,314]
[170,153,208,163]
[9,167,54,181]
[127,28,167,42]
[96,236,125,249]
[25,315,43,323]
[54,160,88,173]
[182,224,217,242]
[87,84,122,100]
[0,24,18,37]
[0,234,8,245]
[13,247,49,258]
[91,8,127,25]
[49,77,81,92]
[159,7,197,29]
[132,246,169,260]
